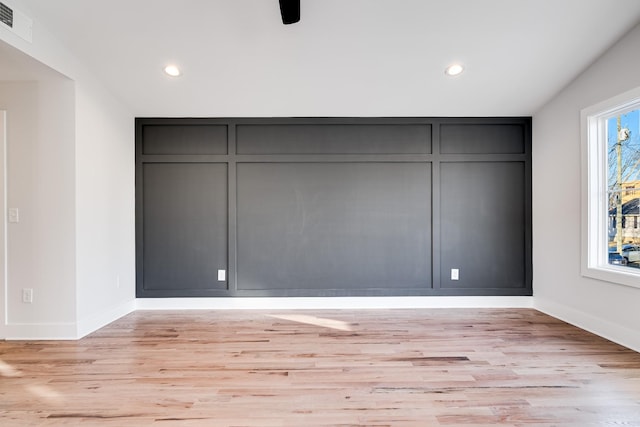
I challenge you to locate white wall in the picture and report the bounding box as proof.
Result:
[533,23,640,352]
[75,78,136,337]
[0,79,77,338]
[0,0,136,339]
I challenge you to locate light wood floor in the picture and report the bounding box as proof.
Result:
[1,309,640,426]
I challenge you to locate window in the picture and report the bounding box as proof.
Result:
[582,86,640,288]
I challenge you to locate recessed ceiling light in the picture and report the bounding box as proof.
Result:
[445,63,464,77]
[164,65,181,77]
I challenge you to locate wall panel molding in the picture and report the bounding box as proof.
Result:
[136,117,531,298]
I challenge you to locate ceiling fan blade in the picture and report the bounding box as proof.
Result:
[279,0,300,25]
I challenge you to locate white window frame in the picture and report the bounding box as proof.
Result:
[581,85,640,289]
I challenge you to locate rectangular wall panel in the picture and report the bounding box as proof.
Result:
[141,163,228,294]
[440,123,525,154]
[236,123,431,154]
[142,124,228,155]
[236,162,432,292]
[440,162,526,290]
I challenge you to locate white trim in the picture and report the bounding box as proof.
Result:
[3,297,638,353]
[0,297,535,339]
[0,111,6,339]
[580,85,640,289]
[136,296,534,311]
[535,297,640,353]
[4,322,77,340]
[3,300,136,340]
[76,299,136,339]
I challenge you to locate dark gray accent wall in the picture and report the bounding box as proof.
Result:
[440,124,525,154]
[440,162,526,290]
[236,162,431,292]
[141,163,228,295]
[135,117,532,297]
[236,124,431,154]
[142,124,228,155]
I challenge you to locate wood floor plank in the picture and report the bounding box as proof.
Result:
[1,309,640,426]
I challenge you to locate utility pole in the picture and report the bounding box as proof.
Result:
[615,116,631,253]
[616,116,623,253]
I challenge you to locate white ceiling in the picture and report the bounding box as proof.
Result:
[9,0,640,117]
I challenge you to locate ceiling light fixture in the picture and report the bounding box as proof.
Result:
[164,65,181,77]
[445,63,464,77]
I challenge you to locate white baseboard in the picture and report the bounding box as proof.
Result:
[4,322,78,340]
[534,297,640,353]
[1,297,537,340]
[77,299,136,339]
[3,299,136,340]
[136,296,534,310]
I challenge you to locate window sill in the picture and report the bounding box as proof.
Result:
[582,264,640,289]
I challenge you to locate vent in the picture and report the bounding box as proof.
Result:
[0,2,13,28]
[0,1,32,43]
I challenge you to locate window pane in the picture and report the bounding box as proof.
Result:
[607,108,640,268]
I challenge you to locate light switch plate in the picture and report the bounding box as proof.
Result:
[217,269,226,281]
[451,268,459,280]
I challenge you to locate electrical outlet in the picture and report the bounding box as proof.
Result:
[451,268,459,281]
[8,208,19,223]
[22,288,33,303]
[217,269,226,281]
